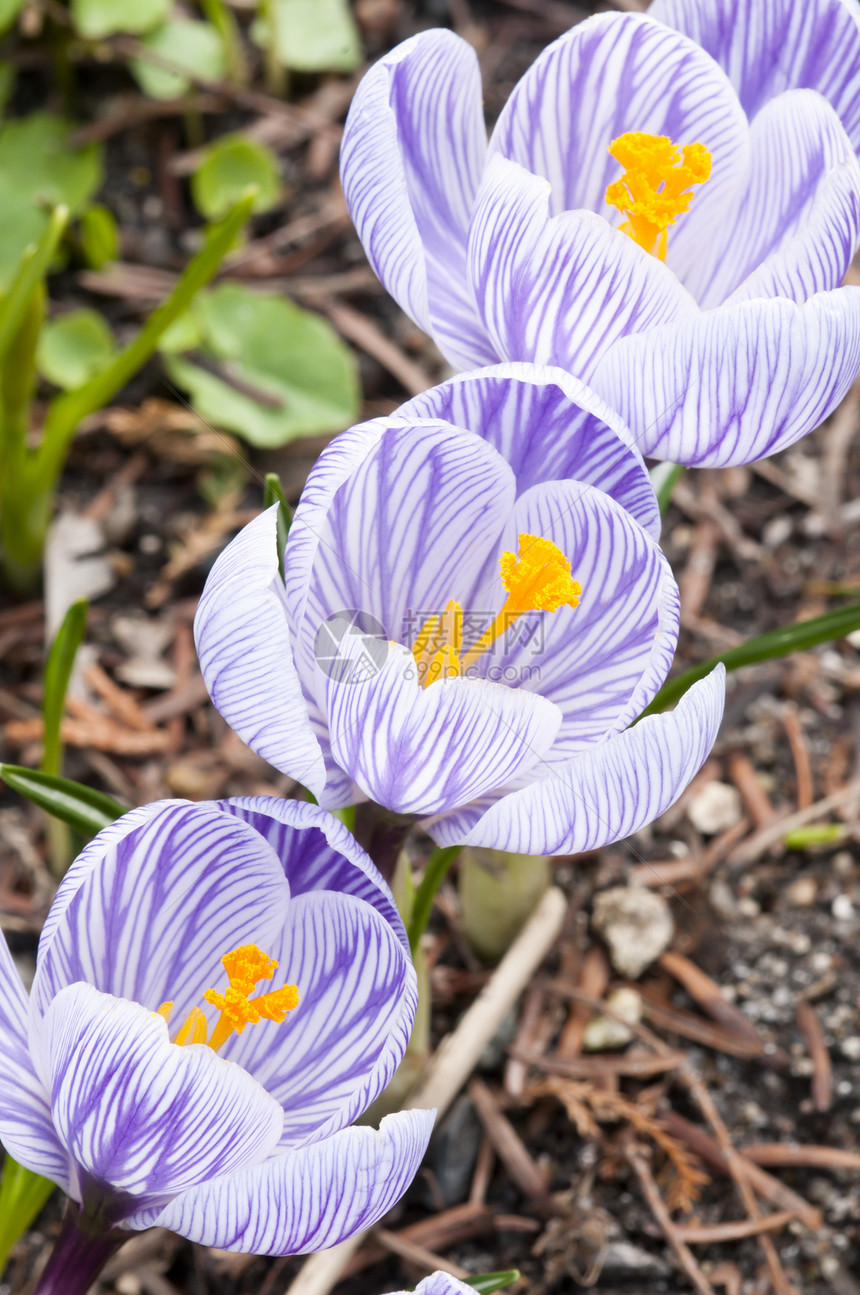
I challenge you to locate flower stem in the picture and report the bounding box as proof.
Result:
[33,1205,125,1295]
[408,846,461,954]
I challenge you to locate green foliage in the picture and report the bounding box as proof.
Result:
[0,0,23,37]
[41,600,88,777]
[0,62,15,112]
[0,1156,54,1278]
[37,309,114,390]
[254,0,361,72]
[643,598,860,715]
[0,764,126,835]
[130,19,227,99]
[70,0,169,39]
[466,1274,521,1294]
[191,134,281,220]
[0,114,102,290]
[164,282,360,448]
[78,203,119,269]
[263,470,292,571]
[783,823,848,850]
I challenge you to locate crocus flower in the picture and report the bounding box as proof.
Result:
[340,11,860,467]
[194,366,725,855]
[0,798,430,1292]
[383,1274,477,1295]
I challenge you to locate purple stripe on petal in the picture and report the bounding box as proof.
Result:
[194,505,326,795]
[220,891,415,1149]
[0,931,70,1190]
[591,289,860,467]
[488,12,749,273]
[35,985,283,1206]
[467,157,697,383]
[31,801,292,1033]
[135,1109,435,1254]
[397,363,661,539]
[651,0,860,155]
[324,639,562,816]
[686,90,860,307]
[341,31,493,368]
[426,668,725,853]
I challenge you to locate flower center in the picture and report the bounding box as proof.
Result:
[411,534,581,687]
[605,131,711,260]
[157,943,299,1052]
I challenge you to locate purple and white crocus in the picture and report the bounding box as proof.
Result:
[195,366,725,856]
[340,7,860,467]
[0,798,430,1293]
[383,1275,478,1295]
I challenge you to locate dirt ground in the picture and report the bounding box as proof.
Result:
[1,1,859,1293]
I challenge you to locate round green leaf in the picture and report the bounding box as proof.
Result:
[0,113,102,215]
[129,19,227,99]
[71,0,169,39]
[255,0,360,72]
[164,283,360,447]
[191,135,281,221]
[37,309,115,390]
[79,203,119,269]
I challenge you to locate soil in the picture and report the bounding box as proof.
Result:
[1,2,859,1294]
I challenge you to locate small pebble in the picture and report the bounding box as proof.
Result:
[832,894,856,922]
[840,1037,860,1062]
[583,987,642,1051]
[785,876,818,907]
[592,887,674,979]
[687,781,743,835]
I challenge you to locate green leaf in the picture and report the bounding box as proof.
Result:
[0,1156,55,1278]
[783,823,848,850]
[408,846,461,955]
[37,309,114,390]
[466,1272,520,1293]
[157,307,206,354]
[0,0,24,37]
[650,461,684,514]
[0,61,16,111]
[643,598,860,715]
[164,282,360,448]
[0,114,102,290]
[0,206,68,367]
[191,134,281,221]
[78,203,119,269]
[263,470,291,572]
[0,764,126,836]
[130,19,227,99]
[42,600,88,776]
[256,0,361,71]
[71,0,169,39]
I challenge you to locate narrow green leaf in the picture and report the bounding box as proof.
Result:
[0,764,126,836]
[783,823,848,850]
[650,461,684,514]
[466,1271,520,1293]
[0,1156,55,1277]
[38,190,256,483]
[642,599,860,715]
[263,471,291,573]
[42,600,88,777]
[0,206,68,365]
[408,846,461,955]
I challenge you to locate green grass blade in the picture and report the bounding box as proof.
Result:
[408,846,461,955]
[466,1272,520,1293]
[41,599,88,777]
[0,764,126,836]
[0,1156,55,1277]
[642,599,860,716]
[263,470,292,573]
[0,206,67,366]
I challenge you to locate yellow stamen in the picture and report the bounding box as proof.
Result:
[412,600,462,687]
[461,534,581,670]
[169,942,299,1052]
[605,131,711,260]
[155,1001,174,1022]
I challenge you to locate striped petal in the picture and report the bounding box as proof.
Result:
[134,1109,435,1253]
[287,422,515,709]
[219,890,416,1149]
[194,505,326,796]
[732,161,860,304]
[0,931,70,1190]
[324,639,562,816]
[591,289,860,467]
[426,669,725,853]
[686,90,860,306]
[34,984,283,1208]
[650,0,860,155]
[467,157,697,383]
[487,12,749,279]
[214,796,407,951]
[385,1276,477,1295]
[472,481,678,756]
[30,801,292,1034]
[397,363,660,539]
[340,30,493,368]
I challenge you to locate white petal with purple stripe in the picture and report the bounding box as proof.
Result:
[134,1109,435,1253]
[35,985,283,1204]
[591,289,860,466]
